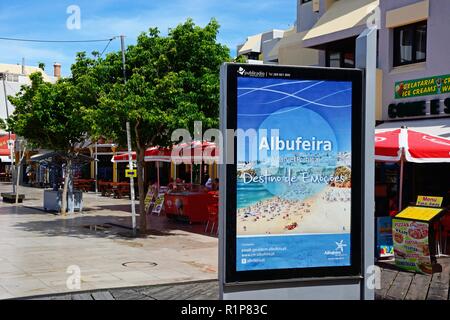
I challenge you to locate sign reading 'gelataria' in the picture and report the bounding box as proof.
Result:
[395,74,450,99]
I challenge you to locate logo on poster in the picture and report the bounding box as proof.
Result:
[324,240,347,257]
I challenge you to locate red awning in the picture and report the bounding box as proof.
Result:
[0,134,15,157]
[111,147,173,163]
[111,142,218,164]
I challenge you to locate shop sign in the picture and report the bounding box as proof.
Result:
[395,74,450,99]
[416,195,443,208]
[388,97,450,119]
[392,219,432,274]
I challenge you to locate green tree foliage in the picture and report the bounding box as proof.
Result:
[76,18,230,233]
[7,72,91,214]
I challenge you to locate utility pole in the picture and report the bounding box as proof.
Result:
[120,35,137,234]
[1,72,15,194]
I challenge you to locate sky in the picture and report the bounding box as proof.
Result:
[0,0,296,76]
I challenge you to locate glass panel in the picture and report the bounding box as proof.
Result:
[399,28,413,64]
[343,52,355,68]
[415,23,427,61]
[328,52,341,68]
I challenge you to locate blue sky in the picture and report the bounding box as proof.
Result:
[0,0,296,76]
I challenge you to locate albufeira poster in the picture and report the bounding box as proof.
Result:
[236,76,353,271]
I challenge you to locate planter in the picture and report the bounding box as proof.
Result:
[43,189,83,213]
[1,193,25,203]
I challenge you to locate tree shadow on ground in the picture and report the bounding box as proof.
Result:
[11,213,185,241]
[11,205,217,240]
[96,204,217,239]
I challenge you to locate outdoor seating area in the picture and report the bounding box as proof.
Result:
[98,181,131,199]
[73,178,95,192]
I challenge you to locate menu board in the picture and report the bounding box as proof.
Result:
[144,188,155,213]
[416,195,443,208]
[392,219,432,274]
[232,66,361,276]
[152,194,165,214]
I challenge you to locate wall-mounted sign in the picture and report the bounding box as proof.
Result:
[416,195,443,208]
[220,63,363,283]
[388,97,450,119]
[395,74,450,99]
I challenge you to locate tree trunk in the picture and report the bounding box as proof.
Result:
[61,159,71,216]
[15,163,21,203]
[137,147,147,234]
[15,145,26,204]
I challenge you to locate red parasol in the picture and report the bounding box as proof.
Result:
[375,127,450,210]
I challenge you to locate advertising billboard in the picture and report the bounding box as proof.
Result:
[222,64,363,283]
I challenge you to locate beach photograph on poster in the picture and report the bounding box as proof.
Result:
[236,76,353,271]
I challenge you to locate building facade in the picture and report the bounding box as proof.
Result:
[237,29,286,64]
[236,0,450,231]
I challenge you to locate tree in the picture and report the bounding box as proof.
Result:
[7,72,91,214]
[38,62,45,71]
[78,18,230,233]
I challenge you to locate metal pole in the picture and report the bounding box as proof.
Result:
[398,156,404,211]
[120,35,137,233]
[156,162,160,188]
[94,143,98,194]
[356,27,377,301]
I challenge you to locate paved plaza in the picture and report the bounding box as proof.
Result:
[0,182,218,299]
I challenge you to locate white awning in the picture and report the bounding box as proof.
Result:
[376,118,450,138]
[238,34,262,55]
[303,0,379,47]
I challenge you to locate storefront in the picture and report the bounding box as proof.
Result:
[373,0,450,258]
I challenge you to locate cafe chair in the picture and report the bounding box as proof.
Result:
[205,204,219,235]
[440,215,450,255]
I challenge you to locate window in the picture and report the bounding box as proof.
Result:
[394,21,427,67]
[301,0,312,3]
[326,51,355,68]
[6,74,19,82]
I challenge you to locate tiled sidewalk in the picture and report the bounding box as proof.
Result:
[0,183,218,299]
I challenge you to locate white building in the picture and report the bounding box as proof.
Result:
[237,29,286,64]
[0,62,60,129]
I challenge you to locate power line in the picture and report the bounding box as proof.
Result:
[99,38,114,57]
[0,36,117,43]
